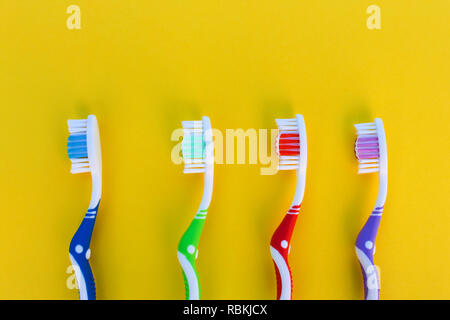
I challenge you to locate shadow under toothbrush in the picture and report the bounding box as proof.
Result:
[341,104,373,300]
[74,101,114,299]
[54,101,113,299]
[156,97,205,298]
[254,98,295,299]
[162,178,204,299]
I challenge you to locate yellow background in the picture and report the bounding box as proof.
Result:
[0,1,449,299]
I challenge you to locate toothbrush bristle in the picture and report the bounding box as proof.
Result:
[276,118,300,170]
[354,122,380,174]
[181,120,206,174]
[67,119,90,174]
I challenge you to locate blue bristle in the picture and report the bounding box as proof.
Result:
[68,147,87,154]
[68,151,88,159]
[68,134,87,142]
[67,141,86,148]
[68,134,88,159]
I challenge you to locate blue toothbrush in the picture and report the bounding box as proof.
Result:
[67,115,102,300]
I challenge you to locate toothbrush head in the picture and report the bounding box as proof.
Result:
[276,115,307,173]
[67,115,102,177]
[354,118,387,175]
[181,116,214,174]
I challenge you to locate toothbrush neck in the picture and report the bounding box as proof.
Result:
[89,173,102,210]
[375,173,387,209]
[291,170,306,207]
[198,167,214,212]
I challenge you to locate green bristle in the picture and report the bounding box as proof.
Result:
[182,134,205,160]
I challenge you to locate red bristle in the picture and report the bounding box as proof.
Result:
[278,132,300,156]
[279,150,300,156]
[280,133,299,138]
[278,145,300,150]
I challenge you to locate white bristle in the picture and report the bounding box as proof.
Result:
[358,168,379,174]
[359,163,378,169]
[184,158,204,164]
[69,127,87,134]
[355,122,375,127]
[276,119,296,124]
[183,129,203,134]
[279,160,299,165]
[68,120,87,134]
[71,167,91,174]
[185,164,206,169]
[70,158,88,163]
[68,119,87,127]
[279,126,297,131]
[72,162,89,168]
[183,168,206,174]
[277,118,298,131]
[70,158,90,174]
[279,155,299,169]
[182,121,202,129]
[356,130,376,135]
[279,165,299,170]
[359,159,379,163]
[357,164,380,174]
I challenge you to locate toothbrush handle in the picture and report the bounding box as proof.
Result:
[69,206,98,300]
[270,211,299,300]
[355,210,382,300]
[177,216,206,300]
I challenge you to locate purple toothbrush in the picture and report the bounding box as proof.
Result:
[354,118,388,300]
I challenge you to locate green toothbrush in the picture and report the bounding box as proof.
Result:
[177,116,214,300]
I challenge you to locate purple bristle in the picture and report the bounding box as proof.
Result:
[355,136,379,160]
